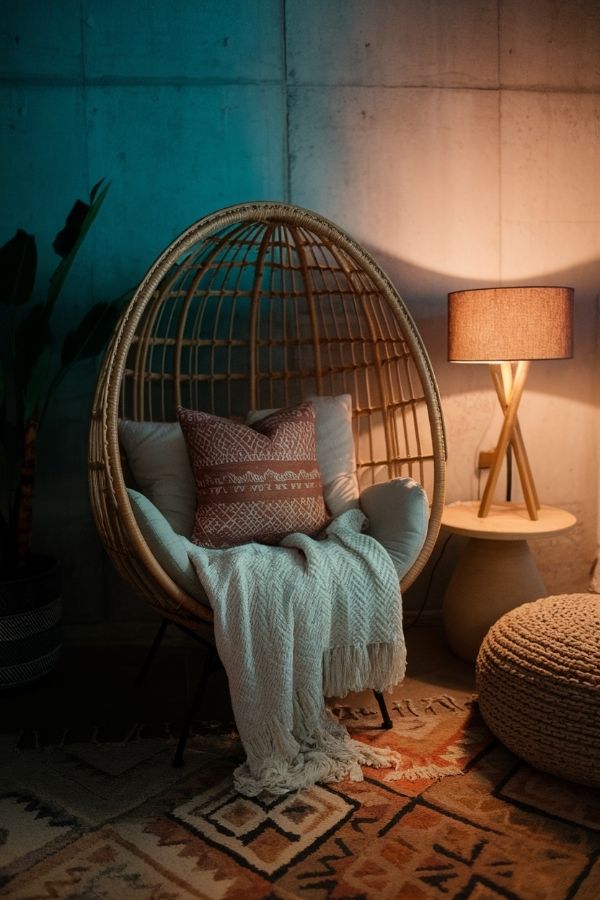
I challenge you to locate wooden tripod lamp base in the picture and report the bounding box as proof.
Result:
[448,286,574,523]
[478,360,539,520]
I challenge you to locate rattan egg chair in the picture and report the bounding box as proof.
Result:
[89,201,446,762]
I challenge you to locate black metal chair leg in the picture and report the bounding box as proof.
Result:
[373,690,393,729]
[134,619,169,686]
[172,645,218,768]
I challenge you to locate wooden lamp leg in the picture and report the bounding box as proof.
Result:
[478,360,540,520]
[497,363,540,516]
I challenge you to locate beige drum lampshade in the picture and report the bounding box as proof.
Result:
[448,286,574,362]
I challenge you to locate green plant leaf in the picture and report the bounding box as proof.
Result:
[52,200,90,258]
[60,301,120,369]
[90,178,104,203]
[36,300,120,427]
[46,180,110,314]
[1,179,112,569]
[23,343,52,423]
[14,301,53,407]
[0,229,37,308]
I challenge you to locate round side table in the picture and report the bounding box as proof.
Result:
[441,501,576,662]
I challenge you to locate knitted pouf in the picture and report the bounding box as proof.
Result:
[476,593,600,787]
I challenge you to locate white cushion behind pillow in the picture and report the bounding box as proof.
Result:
[118,420,196,536]
[360,477,429,580]
[247,394,360,516]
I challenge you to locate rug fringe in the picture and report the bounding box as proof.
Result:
[384,763,466,782]
[332,693,477,721]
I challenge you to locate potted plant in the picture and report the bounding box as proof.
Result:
[0,180,120,689]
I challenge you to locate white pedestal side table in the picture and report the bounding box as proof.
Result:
[441,501,576,662]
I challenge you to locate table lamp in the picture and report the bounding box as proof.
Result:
[447,286,574,520]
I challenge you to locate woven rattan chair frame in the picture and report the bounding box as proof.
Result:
[89,202,446,640]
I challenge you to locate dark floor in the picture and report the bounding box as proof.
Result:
[0,615,475,739]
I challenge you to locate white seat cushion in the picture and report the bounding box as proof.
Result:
[127,487,208,603]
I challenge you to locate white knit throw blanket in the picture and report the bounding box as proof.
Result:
[186,508,406,796]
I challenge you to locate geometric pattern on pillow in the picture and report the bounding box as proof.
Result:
[247,394,360,517]
[177,401,330,548]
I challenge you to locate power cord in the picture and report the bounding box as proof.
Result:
[404,532,453,629]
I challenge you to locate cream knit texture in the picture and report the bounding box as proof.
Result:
[186,508,406,796]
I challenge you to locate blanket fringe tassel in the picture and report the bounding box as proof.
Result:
[234,670,405,797]
[323,641,407,698]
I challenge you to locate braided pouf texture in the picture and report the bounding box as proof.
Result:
[476,593,600,787]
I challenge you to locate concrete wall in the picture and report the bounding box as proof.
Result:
[1,0,599,626]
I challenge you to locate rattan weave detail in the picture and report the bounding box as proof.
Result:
[88,202,446,634]
[476,593,600,787]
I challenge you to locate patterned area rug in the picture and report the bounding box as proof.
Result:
[1,694,599,898]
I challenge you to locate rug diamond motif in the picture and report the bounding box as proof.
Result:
[170,777,359,878]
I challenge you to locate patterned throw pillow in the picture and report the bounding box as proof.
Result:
[177,402,330,548]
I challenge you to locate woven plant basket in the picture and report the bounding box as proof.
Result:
[0,556,62,690]
[89,202,446,638]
